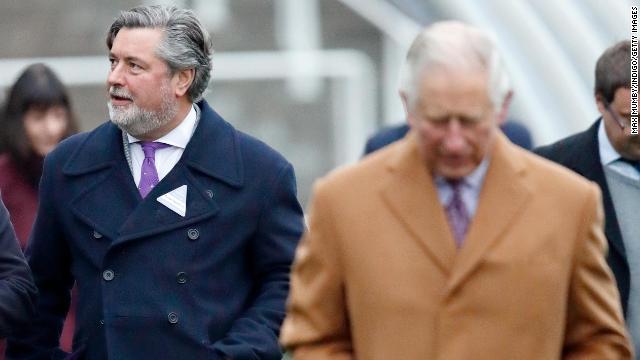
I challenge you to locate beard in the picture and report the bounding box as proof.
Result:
[108,83,178,137]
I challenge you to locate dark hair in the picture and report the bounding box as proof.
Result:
[0,63,79,166]
[595,40,630,104]
[106,5,213,102]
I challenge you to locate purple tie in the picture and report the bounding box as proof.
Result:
[445,179,470,248]
[138,141,170,198]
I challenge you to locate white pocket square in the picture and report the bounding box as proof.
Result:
[157,185,187,217]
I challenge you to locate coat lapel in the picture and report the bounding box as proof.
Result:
[380,133,456,274]
[570,120,626,260]
[64,123,139,264]
[113,162,219,245]
[112,101,241,246]
[447,134,532,292]
[66,101,242,249]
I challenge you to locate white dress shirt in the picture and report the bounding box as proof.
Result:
[127,105,198,187]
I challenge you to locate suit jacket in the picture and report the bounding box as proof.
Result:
[7,101,305,360]
[0,199,36,338]
[281,132,631,359]
[363,121,533,155]
[534,119,629,315]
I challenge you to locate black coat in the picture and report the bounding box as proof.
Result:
[0,199,36,338]
[534,119,629,315]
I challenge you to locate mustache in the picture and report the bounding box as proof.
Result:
[109,87,133,100]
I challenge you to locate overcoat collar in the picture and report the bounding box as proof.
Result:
[381,131,531,292]
[63,100,244,187]
[63,101,241,250]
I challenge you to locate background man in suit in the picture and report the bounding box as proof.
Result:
[363,119,533,155]
[535,40,640,354]
[280,21,631,359]
[7,5,304,360]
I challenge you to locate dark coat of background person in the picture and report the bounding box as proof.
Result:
[534,119,629,314]
[0,199,36,339]
[363,121,533,155]
[0,63,79,358]
[6,100,304,360]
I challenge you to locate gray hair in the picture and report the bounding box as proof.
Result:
[399,21,511,111]
[106,5,213,102]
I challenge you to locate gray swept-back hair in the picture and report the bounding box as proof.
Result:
[106,5,213,102]
[399,21,511,111]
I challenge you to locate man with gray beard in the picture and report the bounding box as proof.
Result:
[7,5,304,360]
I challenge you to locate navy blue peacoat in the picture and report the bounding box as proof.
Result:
[7,101,305,360]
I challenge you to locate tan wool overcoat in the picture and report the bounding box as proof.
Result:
[281,132,632,360]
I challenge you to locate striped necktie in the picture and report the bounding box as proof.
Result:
[445,179,470,248]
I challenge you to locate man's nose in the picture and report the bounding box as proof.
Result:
[107,63,124,86]
[442,119,466,151]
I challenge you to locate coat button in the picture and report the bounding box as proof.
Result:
[206,189,214,198]
[93,230,103,239]
[176,272,188,284]
[167,312,178,324]
[98,319,104,326]
[187,228,200,241]
[102,269,115,281]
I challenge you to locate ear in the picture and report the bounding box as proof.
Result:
[399,90,413,126]
[496,90,513,126]
[594,93,607,115]
[174,68,195,98]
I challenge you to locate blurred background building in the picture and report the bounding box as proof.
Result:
[0,0,632,206]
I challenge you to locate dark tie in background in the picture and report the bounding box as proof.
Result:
[618,157,640,175]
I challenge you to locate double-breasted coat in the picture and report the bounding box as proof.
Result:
[7,101,304,360]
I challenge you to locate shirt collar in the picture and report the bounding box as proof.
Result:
[434,155,491,191]
[126,105,197,149]
[598,118,623,166]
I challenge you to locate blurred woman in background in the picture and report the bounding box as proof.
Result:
[0,63,79,356]
[0,63,79,245]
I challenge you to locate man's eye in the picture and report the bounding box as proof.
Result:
[459,117,480,125]
[428,116,449,124]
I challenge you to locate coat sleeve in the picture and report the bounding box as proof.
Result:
[279,179,354,360]
[209,162,305,360]
[6,154,73,360]
[562,183,633,359]
[0,198,37,338]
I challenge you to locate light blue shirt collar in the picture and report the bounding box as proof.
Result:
[434,156,490,217]
[598,119,640,180]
